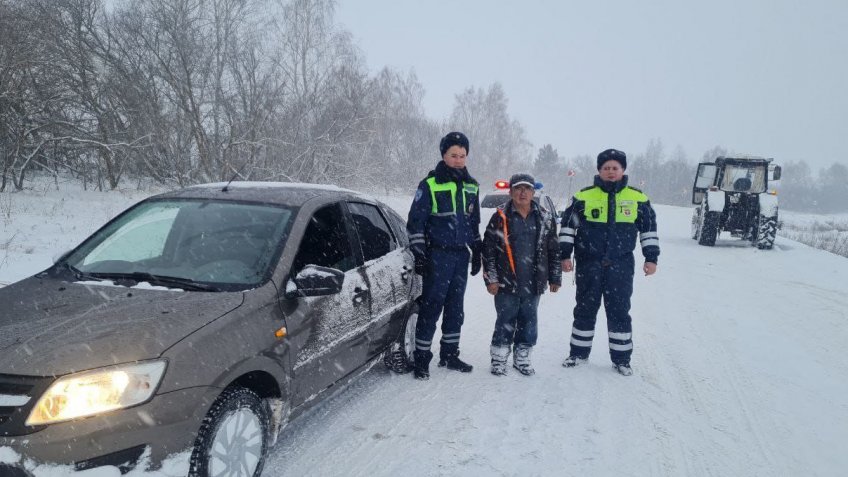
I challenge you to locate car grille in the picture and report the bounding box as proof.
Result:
[0,374,54,436]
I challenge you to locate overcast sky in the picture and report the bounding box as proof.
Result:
[336,0,847,169]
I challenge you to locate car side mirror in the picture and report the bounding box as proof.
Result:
[772,166,782,181]
[285,264,345,298]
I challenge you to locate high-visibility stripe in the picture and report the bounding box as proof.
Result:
[497,209,516,275]
[570,337,593,347]
[562,227,577,235]
[409,233,425,239]
[609,342,633,351]
[572,328,595,337]
[416,338,431,346]
[559,236,574,243]
[608,331,632,340]
[442,333,461,339]
[641,231,658,239]
[441,337,461,344]
[433,212,455,217]
[641,239,660,247]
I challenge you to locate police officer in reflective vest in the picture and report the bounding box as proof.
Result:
[407,132,483,380]
[558,149,659,376]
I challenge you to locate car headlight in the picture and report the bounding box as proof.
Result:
[26,360,167,426]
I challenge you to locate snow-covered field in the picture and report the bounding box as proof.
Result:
[1,181,847,476]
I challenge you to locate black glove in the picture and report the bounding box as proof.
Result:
[414,254,427,276]
[470,241,482,276]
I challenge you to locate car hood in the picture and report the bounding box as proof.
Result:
[0,277,244,376]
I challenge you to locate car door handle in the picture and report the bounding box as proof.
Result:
[353,286,368,304]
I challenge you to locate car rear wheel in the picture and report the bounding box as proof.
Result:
[384,307,418,374]
[189,387,271,477]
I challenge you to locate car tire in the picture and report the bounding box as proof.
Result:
[697,204,720,247]
[188,387,271,477]
[383,306,418,374]
[756,213,778,250]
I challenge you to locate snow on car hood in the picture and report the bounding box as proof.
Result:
[0,277,244,376]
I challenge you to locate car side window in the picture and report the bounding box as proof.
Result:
[293,203,356,273]
[347,202,397,262]
[382,207,409,247]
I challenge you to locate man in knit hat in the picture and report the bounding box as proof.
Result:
[558,148,660,376]
[407,132,483,380]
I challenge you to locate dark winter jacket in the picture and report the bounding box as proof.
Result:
[559,175,660,263]
[483,200,562,295]
[407,161,481,258]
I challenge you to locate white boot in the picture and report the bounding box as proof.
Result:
[490,345,510,376]
[513,345,535,376]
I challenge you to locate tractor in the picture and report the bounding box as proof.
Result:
[691,156,782,249]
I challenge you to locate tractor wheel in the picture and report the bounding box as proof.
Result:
[756,214,778,250]
[697,204,720,247]
[690,207,701,240]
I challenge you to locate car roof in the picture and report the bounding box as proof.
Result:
[152,181,372,207]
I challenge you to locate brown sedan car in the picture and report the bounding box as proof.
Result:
[0,183,421,476]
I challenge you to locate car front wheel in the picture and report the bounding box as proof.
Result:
[189,387,271,477]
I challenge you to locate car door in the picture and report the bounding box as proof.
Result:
[284,202,372,406]
[346,201,411,359]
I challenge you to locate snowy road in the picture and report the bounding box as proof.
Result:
[1,189,846,477]
[263,202,848,477]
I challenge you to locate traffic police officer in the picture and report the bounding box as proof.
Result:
[558,149,659,376]
[407,132,482,380]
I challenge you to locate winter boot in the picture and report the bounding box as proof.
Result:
[562,355,587,368]
[438,350,473,373]
[490,345,510,376]
[413,350,433,380]
[512,345,535,376]
[613,363,633,376]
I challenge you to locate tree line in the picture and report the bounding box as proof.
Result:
[3,0,844,213]
[534,141,847,212]
[0,0,530,193]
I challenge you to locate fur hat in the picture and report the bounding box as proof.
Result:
[439,132,470,156]
[597,148,627,170]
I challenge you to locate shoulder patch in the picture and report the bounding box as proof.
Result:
[414,188,423,202]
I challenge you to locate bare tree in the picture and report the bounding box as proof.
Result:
[450,83,531,185]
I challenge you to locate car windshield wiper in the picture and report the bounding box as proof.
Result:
[87,272,220,292]
[56,261,100,282]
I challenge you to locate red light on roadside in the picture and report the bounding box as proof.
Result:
[495,180,509,189]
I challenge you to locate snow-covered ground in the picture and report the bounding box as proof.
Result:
[1,182,847,476]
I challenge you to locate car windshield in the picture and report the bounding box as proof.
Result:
[720,164,767,193]
[62,199,294,290]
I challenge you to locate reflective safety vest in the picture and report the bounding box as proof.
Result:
[426,177,479,217]
[574,186,648,224]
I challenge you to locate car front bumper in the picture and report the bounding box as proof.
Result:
[0,386,218,474]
